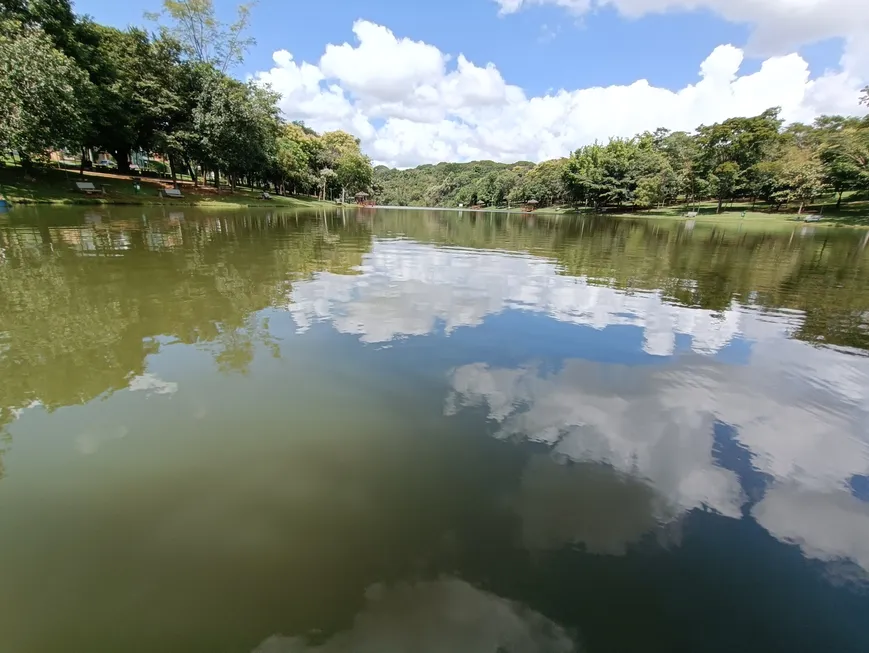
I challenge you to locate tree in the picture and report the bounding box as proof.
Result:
[0,19,88,165]
[778,146,825,214]
[147,0,256,73]
[696,108,783,212]
[563,143,606,208]
[79,25,183,173]
[861,86,868,107]
[193,71,280,191]
[336,152,373,199]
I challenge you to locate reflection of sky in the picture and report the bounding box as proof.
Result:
[286,237,869,575]
[287,240,743,355]
[254,577,576,653]
[446,336,869,572]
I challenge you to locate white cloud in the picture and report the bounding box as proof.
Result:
[287,239,742,353]
[253,15,868,168]
[446,360,747,520]
[754,485,869,576]
[444,331,869,526]
[253,578,576,653]
[128,373,178,397]
[494,0,869,56]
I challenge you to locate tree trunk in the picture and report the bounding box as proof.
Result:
[798,201,805,215]
[113,148,131,175]
[229,174,236,193]
[717,195,724,214]
[79,147,87,178]
[168,154,178,187]
[186,157,198,187]
[836,190,844,210]
[214,169,221,190]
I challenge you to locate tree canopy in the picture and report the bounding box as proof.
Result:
[0,0,373,196]
[374,108,869,212]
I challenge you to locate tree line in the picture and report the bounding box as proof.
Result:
[376,104,869,213]
[0,0,373,198]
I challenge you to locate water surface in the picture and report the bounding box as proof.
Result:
[1,207,869,653]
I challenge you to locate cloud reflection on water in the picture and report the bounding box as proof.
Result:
[446,344,869,571]
[288,240,742,355]
[253,577,576,653]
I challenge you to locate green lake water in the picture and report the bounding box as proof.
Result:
[1,206,869,653]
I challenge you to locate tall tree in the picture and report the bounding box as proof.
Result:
[147,0,256,73]
[0,19,88,165]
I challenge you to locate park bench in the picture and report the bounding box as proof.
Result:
[75,182,105,195]
[160,187,183,199]
[804,215,822,223]
[683,211,699,218]
[260,191,273,200]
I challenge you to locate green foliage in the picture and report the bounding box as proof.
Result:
[0,19,88,156]
[147,0,256,73]
[374,160,540,207]
[0,0,374,194]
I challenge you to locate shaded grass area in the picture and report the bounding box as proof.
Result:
[524,196,869,228]
[609,198,869,228]
[0,164,333,209]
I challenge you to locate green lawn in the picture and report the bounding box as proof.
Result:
[0,164,334,209]
[606,199,869,228]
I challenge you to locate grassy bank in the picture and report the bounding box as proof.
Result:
[603,199,869,229]
[479,197,869,228]
[0,164,335,209]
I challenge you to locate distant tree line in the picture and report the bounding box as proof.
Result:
[376,107,869,213]
[0,0,373,198]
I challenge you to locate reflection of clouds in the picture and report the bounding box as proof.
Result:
[128,373,178,396]
[9,400,42,421]
[75,424,130,455]
[448,360,745,520]
[516,455,681,555]
[753,485,869,577]
[253,577,576,653]
[288,240,741,353]
[446,341,869,527]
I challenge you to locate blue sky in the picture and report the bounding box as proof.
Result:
[72,0,866,167]
[73,0,843,92]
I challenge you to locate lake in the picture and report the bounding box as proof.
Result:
[1,206,869,653]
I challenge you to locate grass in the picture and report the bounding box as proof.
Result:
[0,163,334,209]
[605,198,869,228]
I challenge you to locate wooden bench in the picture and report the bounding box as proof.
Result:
[683,211,699,218]
[75,182,105,195]
[260,192,273,200]
[159,188,184,199]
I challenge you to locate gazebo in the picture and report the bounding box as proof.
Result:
[354,191,374,207]
[522,199,539,212]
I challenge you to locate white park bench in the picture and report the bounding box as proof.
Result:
[260,191,273,200]
[75,182,105,195]
[160,188,184,199]
[683,211,699,218]
[804,214,822,223]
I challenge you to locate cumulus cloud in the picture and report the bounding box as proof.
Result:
[446,360,748,519]
[254,14,868,167]
[287,239,742,353]
[753,485,869,576]
[515,454,684,554]
[445,338,869,523]
[253,577,576,653]
[494,0,869,56]
[128,373,179,397]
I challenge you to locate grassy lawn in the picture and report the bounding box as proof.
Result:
[0,164,334,209]
[605,198,869,228]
